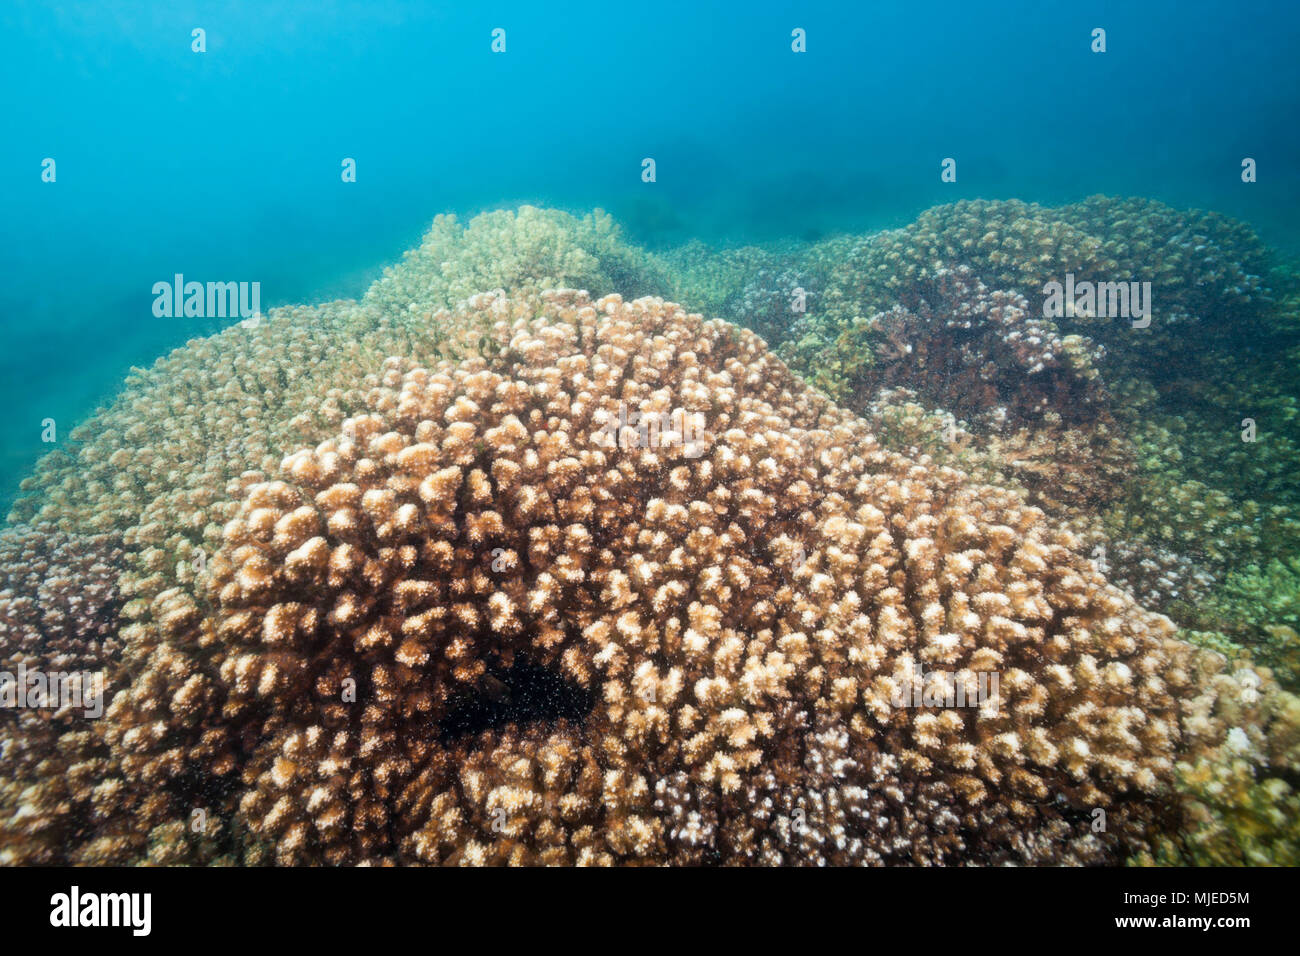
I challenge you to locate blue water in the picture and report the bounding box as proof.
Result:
[2,0,1298,505]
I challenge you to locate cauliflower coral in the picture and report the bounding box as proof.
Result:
[3,288,1289,866]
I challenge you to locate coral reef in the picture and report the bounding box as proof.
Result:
[721,266,820,349]
[0,525,124,672]
[365,206,671,317]
[0,526,125,864]
[652,241,774,319]
[657,239,846,350]
[788,197,1268,364]
[791,264,1132,513]
[3,201,1299,867]
[755,198,1298,701]
[1136,672,1300,866]
[1197,559,1300,688]
[4,289,1297,866]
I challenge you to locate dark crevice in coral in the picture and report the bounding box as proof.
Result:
[438,655,594,743]
[164,760,244,811]
[1271,764,1300,792]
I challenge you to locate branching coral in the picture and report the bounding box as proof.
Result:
[752,198,1297,688]
[721,266,821,350]
[790,196,1268,359]
[0,526,125,864]
[1135,667,1300,866]
[793,265,1133,513]
[1196,559,1300,688]
[365,206,672,317]
[5,289,1292,866]
[3,201,1299,867]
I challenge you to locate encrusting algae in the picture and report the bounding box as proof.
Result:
[2,204,1298,866]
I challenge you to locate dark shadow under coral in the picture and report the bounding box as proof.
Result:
[437,656,594,743]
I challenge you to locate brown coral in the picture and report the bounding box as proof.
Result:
[0,526,125,864]
[72,289,1288,866]
[829,266,1133,513]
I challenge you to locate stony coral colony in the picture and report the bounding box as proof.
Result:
[2,203,1299,867]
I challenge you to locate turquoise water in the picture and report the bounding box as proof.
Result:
[2,0,1298,506]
